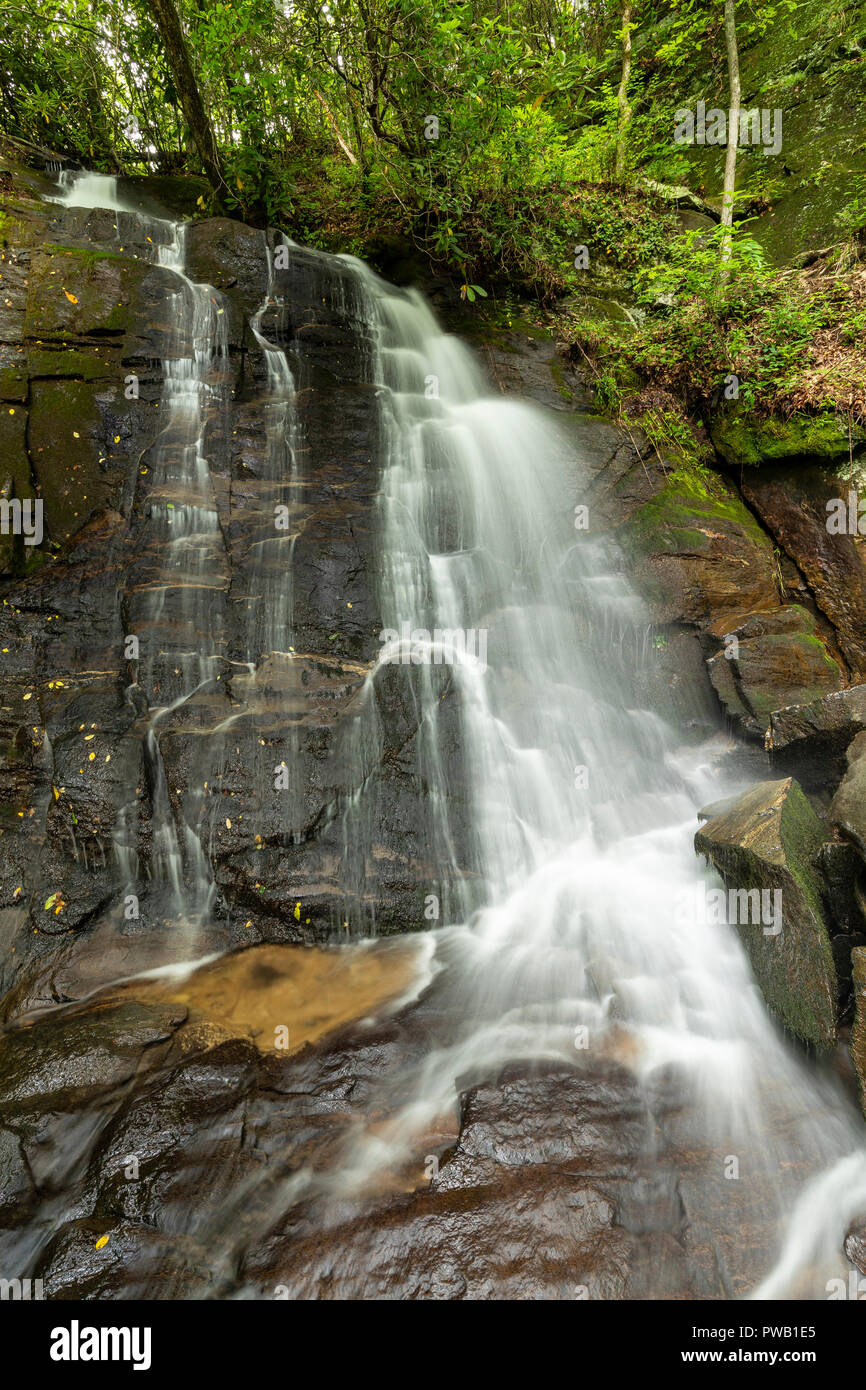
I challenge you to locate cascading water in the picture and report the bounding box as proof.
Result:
[55,174,236,925]
[39,173,866,1296]
[204,257,866,1298]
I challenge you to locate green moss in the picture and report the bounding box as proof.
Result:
[549,358,573,402]
[711,406,866,467]
[26,347,111,381]
[48,244,125,267]
[624,472,769,558]
[0,367,27,401]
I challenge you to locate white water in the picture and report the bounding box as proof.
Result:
[239,257,866,1297]
[55,170,131,211]
[47,172,866,1296]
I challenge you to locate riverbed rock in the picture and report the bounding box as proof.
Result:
[694,778,837,1047]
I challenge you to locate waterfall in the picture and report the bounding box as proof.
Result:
[44,173,866,1296]
[53,174,259,924]
[223,255,866,1297]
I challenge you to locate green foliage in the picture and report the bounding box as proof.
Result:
[635,221,768,305]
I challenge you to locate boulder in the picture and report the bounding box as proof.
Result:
[694,778,837,1048]
[618,470,780,629]
[706,605,843,739]
[766,685,866,791]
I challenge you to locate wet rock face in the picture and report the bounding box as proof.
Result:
[590,432,855,747]
[740,464,866,681]
[0,183,483,1000]
[829,732,866,859]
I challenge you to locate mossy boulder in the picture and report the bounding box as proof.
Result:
[706,605,843,739]
[695,777,837,1049]
[711,406,866,468]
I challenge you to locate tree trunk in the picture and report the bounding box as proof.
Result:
[149,0,228,208]
[614,2,633,183]
[719,0,741,283]
[314,89,358,165]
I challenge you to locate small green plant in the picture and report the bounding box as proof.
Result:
[594,371,622,413]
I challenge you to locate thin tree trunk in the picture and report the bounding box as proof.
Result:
[614,2,633,183]
[313,89,358,165]
[149,0,228,208]
[719,0,741,283]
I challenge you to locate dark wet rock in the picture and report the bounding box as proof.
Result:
[185,218,268,348]
[474,326,595,413]
[831,933,866,1025]
[122,173,211,219]
[828,731,866,859]
[0,960,798,1300]
[817,840,866,936]
[695,778,837,1048]
[0,176,482,978]
[238,1059,697,1300]
[35,1217,216,1299]
[0,1000,184,1111]
[767,685,866,791]
[0,1125,36,1225]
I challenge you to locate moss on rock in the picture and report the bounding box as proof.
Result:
[711,406,866,468]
